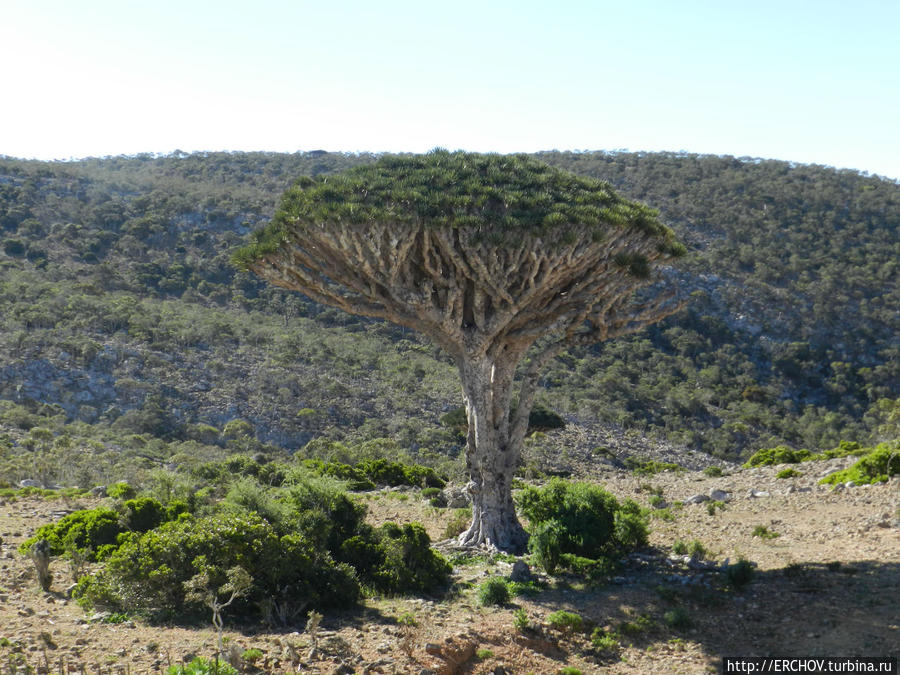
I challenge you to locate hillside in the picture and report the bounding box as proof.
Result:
[0,151,897,490]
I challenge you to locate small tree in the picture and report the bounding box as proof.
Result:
[184,565,252,663]
[235,151,684,551]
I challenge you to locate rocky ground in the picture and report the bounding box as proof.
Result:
[1,451,898,674]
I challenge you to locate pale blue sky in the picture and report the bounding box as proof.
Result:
[2,0,898,179]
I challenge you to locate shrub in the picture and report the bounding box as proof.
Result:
[518,479,648,574]
[340,522,451,595]
[725,558,755,589]
[84,511,360,621]
[547,610,583,635]
[744,445,811,467]
[21,508,122,560]
[664,606,693,630]
[167,657,238,675]
[776,467,802,479]
[122,497,168,532]
[819,441,899,486]
[591,627,620,654]
[478,577,510,606]
[513,608,530,632]
[624,458,684,475]
[752,525,779,539]
[107,482,137,500]
[703,466,724,477]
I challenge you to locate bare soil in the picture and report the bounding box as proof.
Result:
[1,455,898,674]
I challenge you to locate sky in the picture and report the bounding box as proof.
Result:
[2,0,898,180]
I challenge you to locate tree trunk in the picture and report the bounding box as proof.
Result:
[455,352,529,552]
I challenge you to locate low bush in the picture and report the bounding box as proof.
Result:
[339,521,451,595]
[623,458,684,475]
[518,479,648,575]
[477,577,510,606]
[21,508,122,560]
[591,627,620,654]
[776,467,802,479]
[80,511,360,621]
[819,441,899,486]
[664,606,693,630]
[546,610,583,635]
[744,445,811,467]
[725,558,755,589]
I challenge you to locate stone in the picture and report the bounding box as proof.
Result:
[686,494,710,504]
[747,489,770,498]
[442,486,469,509]
[508,560,532,582]
[709,489,730,501]
[424,643,442,655]
[18,479,42,488]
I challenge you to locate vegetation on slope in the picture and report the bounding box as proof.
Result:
[0,151,897,467]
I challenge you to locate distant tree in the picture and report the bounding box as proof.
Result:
[237,151,685,551]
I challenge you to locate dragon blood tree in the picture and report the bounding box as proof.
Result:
[234,151,685,552]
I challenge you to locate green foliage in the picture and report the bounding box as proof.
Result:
[546,610,584,635]
[744,445,812,467]
[672,539,708,559]
[513,607,530,632]
[624,458,684,475]
[818,441,900,486]
[591,627,620,654]
[776,467,803,479]
[752,525,780,539]
[240,648,263,665]
[85,511,360,620]
[107,482,137,500]
[0,150,896,482]
[703,466,724,477]
[167,657,239,675]
[21,508,122,560]
[725,558,756,589]
[234,151,682,269]
[477,577,510,606]
[664,606,693,630]
[519,479,648,575]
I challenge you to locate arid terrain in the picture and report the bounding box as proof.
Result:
[1,450,898,674]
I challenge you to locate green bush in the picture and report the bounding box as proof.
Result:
[819,441,899,486]
[518,479,648,575]
[591,627,620,654]
[744,445,811,467]
[167,657,239,675]
[664,605,693,630]
[547,610,583,635]
[21,508,122,560]
[107,482,137,500]
[725,558,755,589]
[624,458,684,475]
[513,607,530,632]
[477,577,510,606]
[122,497,168,532]
[83,511,360,620]
[776,467,802,479]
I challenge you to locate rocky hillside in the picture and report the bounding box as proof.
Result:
[0,151,897,468]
